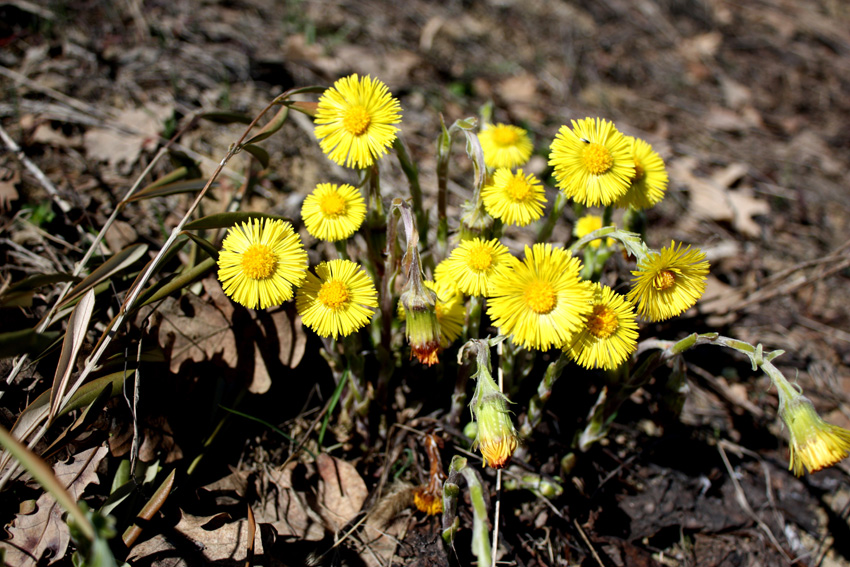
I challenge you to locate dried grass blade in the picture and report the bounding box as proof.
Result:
[59,244,149,309]
[48,289,95,424]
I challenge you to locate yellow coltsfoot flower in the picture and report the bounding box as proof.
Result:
[487,243,593,351]
[614,136,668,211]
[296,259,378,339]
[314,74,402,169]
[481,168,546,227]
[627,241,709,322]
[301,183,366,242]
[217,218,308,309]
[565,284,638,370]
[574,214,615,249]
[782,395,850,476]
[478,123,533,169]
[442,238,515,297]
[549,117,634,207]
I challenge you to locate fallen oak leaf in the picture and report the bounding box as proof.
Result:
[0,446,108,565]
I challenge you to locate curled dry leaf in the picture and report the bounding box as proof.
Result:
[0,446,107,566]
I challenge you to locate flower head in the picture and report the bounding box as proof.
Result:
[400,282,442,366]
[217,218,308,309]
[314,74,402,169]
[301,183,366,242]
[481,168,546,227]
[566,284,638,370]
[468,349,517,469]
[427,280,464,347]
[627,241,709,322]
[414,434,446,515]
[574,214,614,249]
[780,395,850,476]
[614,136,668,210]
[549,117,634,206]
[487,244,594,351]
[296,259,378,338]
[442,238,515,297]
[478,123,533,169]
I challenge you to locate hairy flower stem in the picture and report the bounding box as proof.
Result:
[536,191,567,243]
[442,456,492,566]
[466,295,483,341]
[514,351,570,460]
[393,136,429,253]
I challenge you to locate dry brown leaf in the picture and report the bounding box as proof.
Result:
[0,167,20,213]
[671,157,770,237]
[0,446,107,565]
[126,511,264,565]
[82,105,170,174]
[152,293,238,374]
[254,463,325,540]
[316,453,368,532]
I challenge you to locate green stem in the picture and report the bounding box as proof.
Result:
[537,191,567,243]
[466,295,483,341]
[393,136,428,250]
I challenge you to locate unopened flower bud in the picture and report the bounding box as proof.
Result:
[400,284,441,366]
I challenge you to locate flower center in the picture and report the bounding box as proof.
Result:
[652,269,676,291]
[633,158,645,181]
[343,105,371,136]
[492,126,519,147]
[505,176,532,201]
[240,244,277,280]
[587,304,619,339]
[524,280,556,314]
[320,192,347,217]
[467,245,494,271]
[581,143,614,175]
[318,280,350,310]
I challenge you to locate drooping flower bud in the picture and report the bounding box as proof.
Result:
[462,338,517,469]
[780,394,850,476]
[413,434,447,515]
[400,283,441,366]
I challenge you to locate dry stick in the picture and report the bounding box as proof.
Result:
[3,135,176,391]
[0,124,74,215]
[717,440,792,563]
[0,65,245,186]
[0,98,283,491]
[573,519,605,567]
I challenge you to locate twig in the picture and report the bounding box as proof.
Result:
[573,519,605,567]
[717,440,792,563]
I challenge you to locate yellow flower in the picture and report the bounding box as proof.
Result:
[487,243,593,351]
[301,183,366,242]
[478,123,533,169]
[432,258,458,293]
[217,218,308,309]
[296,259,378,338]
[413,488,443,515]
[614,136,668,210]
[566,284,638,370]
[574,214,614,248]
[627,241,709,322]
[481,168,546,227]
[314,74,402,169]
[548,117,634,207]
[442,238,515,297]
[781,395,850,476]
[427,280,464,347]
